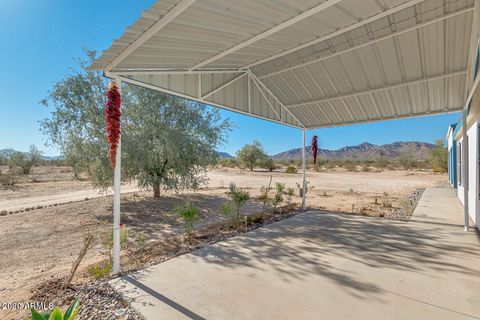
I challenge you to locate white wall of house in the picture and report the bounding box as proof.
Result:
[468,122,478,226]
[458,137,465,204]
[457,122,478,227]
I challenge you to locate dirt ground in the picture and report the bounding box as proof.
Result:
[0,165,447,319]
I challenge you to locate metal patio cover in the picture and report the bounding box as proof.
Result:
[92,0,475,129]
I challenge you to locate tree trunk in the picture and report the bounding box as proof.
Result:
[153,183,161,198]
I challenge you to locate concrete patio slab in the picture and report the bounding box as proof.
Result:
[111,188,480,320]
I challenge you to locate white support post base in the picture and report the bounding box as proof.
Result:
[112,82,122,274]
[302,129,306,210]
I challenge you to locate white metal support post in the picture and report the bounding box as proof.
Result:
[462,108,469,231]
[112,80,122,274]
[302,129,306,210]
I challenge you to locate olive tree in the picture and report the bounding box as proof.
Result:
[41,50,230,198]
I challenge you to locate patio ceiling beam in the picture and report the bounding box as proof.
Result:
[110,73,303,129]
[189,0,343,71]
[258,6,474,79]
[249,71,306,128]
[245,0,428,70]
[286,70,467,109]
[201,73,246,100]
[305,108,462,129]
[111,69,246,76]
[104,0,197,72]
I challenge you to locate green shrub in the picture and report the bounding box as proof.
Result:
[286,187,295,209]
[343,160,356,172]
[262,158,277,172]
[258,184,272,213]
[285,165,297,174]
[271,183,285,213]
[138,232,148,252]
[31,297,79,320]
[218,158,238,168]
[221,202,235,228]
[87,262,112,280]
[374,157,389,171]
[398,152,417,170]
[227,183,250,222]
[101,225,128,264]
[174,202,199,243]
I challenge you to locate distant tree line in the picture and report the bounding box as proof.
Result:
[217,139,448,173]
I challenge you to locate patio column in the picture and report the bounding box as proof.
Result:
[112,80,122,274]
[302,128,306,210]
[462,108,469,231]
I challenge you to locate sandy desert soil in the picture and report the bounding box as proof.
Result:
[0,165,447,319]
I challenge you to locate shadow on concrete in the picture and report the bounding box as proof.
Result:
[187,212,480,297]
[123,275,207,320]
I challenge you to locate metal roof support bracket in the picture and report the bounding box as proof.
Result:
[249,71,306,128]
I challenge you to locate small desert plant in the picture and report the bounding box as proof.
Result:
[348,188,354,194]
[66,215,97,287]
[295,180,311,196]
[174,201,199,244]
[359,206,369,216]
[285,165,297,174]
[381,192,392,208]
[325,161,335,169]
[31,297,79,320]
[87,262,112,280]
[271,183,285,213]
[398,198,415,216]
[286,187,295,209]
[101,224,128,264]
[227,183,250,222]
[0,170,17,188]
[258,176,273,214]
[138,232,148,252]
[374,157,389,171]
[221,202,236,228]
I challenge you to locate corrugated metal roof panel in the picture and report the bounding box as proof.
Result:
[93,0,475,129]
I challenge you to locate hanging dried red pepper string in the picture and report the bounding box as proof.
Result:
[311,135,318,165]
[105,80,121,169]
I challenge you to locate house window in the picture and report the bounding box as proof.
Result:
[458,142,462,186]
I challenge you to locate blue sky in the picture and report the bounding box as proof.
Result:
[0,0,460,156]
